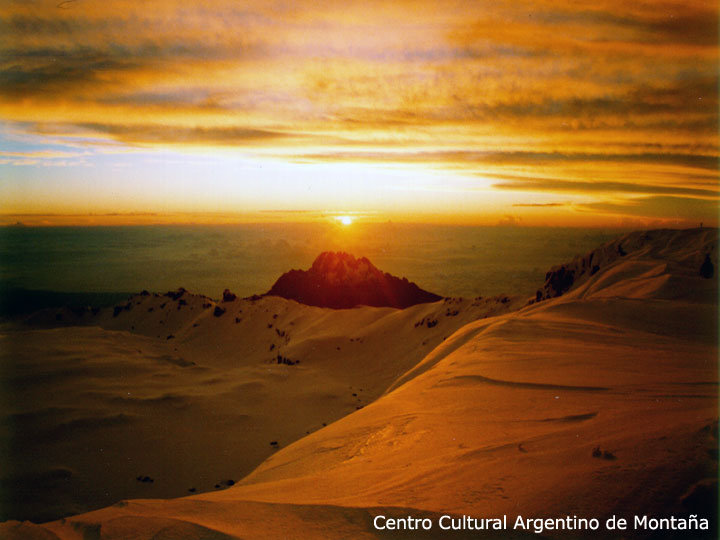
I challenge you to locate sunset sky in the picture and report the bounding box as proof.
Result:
[0,0,717,226]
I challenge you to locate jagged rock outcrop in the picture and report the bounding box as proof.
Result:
[266,252,442,309]
[700,253,714,279]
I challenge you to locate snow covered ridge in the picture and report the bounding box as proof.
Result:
[1,227,716,540]
[534,227,717,302]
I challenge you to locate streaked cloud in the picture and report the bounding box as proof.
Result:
[512,203,568,208]
[75,123,300,146]
[0,0,717,224]
[579,196,719,222]
[493,178,718,198]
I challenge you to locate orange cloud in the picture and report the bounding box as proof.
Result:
[0,0,717,224]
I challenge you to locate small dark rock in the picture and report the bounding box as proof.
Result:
[213,306,226,317]
[222,289,237,302]
[276,354,297,366]
[165,288,187,300]
[700,253,714,279]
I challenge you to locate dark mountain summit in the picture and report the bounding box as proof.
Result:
[266,252,442,309]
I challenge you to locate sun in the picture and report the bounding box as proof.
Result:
[336,215,353,226]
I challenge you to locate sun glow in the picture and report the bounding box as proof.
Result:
[336,215,353,225]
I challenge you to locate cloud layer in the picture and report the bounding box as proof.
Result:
[1,0,717,224]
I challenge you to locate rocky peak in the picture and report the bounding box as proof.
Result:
[266,252,441,309]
